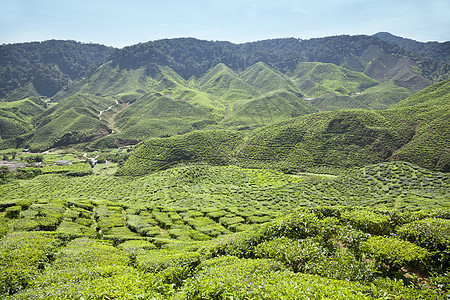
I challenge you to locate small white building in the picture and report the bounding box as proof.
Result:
[54,159,70,166]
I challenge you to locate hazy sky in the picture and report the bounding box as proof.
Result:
[1,0,449,47]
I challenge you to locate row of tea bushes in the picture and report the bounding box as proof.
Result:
[1,205,448,299]
[0,196,276,243]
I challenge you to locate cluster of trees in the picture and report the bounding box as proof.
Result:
[374,32,450,62]
[111,35,449,82]
[0,40,112,98]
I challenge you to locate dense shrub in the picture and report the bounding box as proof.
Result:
[0,232,60,296]
[178,257,371,299]
[396,218,450,270]
[254,237,328,272]
[361,236,430,275]
[341,209,393,235]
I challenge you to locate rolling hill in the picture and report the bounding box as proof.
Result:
[0,34,448,153]
[293,62,379,97]
[120,79,450,175]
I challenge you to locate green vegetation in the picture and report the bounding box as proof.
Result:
[311,81,412,111]
[0,157,449,298]
[1,195,448,298]
[120,79,449,174]
[293,62,379,97]
[0,34,448,299]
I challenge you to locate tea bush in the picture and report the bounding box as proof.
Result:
[254,237,328,272]
[0,232,60,296]
[361,236,430,275]
[177,258,371,299]
[341,209,392,235]
[396,217,450,270]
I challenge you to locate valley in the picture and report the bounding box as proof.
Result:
[0,33,449,299]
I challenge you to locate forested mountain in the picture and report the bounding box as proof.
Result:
[373,32,450,62]
[1,33,448,101]
[111,35,442,85]
[0,40,112,99]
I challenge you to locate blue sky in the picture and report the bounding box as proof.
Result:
[1,0,449,47]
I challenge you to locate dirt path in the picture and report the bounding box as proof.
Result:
[101,160,108,175]
[97,97,132,135]
[98,98,119,119]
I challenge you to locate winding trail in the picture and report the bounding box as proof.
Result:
[98,98,119,120]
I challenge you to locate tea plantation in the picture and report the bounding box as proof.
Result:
[0,38,449,299]
[0,161,449,298]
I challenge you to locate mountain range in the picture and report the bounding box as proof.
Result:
[0,32,449,172]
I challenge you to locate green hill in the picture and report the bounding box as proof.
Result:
[221,90,317,127]
[387,80,450,171]
[0,97,46,140]
[293,62,379,97]
[310,81,412,111]
[114,93,217,140]
[197,63,258,101]
[53,62,151,103]
[117,130,244,176]
[119,80,450,175]
[241,62,300,94]
[16,94,116,151]
[238,80,449,172]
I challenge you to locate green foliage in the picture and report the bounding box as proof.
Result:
[178,258,371,299]
[255,237,328,272]
[0,40,112,98]
[397,218,450,251]
[136,249,202,287]
[208,211,338,258]
[118,130,243,175]
[10,237,172,299]
[396,218,450,270]
[222,90,317,127]
[361,236,430,275]
[341,209,392,235]
[4,206,21,219]
[311,80,412,111]
[293,62,379,97]
[374,32,450,63]
[0,232,60,296]
[13,202,65,231]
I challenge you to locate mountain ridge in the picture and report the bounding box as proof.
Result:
[2,33,448,100]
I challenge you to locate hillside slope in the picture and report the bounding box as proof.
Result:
[119,80,450,175]
[0,40,112,98]
[293,62,379,97]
